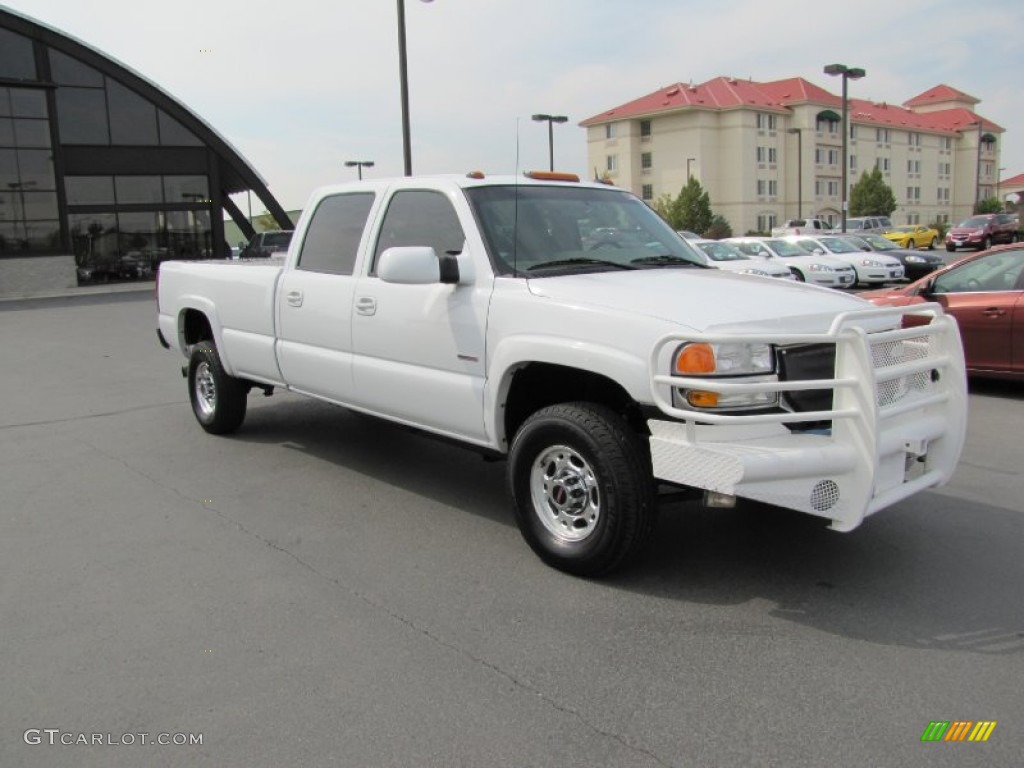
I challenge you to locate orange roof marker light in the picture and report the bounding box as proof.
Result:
[522,171,579,182]
[465,170,486,179]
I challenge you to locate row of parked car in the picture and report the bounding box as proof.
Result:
[770,213,1021,253]
[678,230,949,287]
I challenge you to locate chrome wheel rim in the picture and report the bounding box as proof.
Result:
[194,361,217,418]
[529,445,600,542]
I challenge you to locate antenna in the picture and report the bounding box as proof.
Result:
[513,117,520,274]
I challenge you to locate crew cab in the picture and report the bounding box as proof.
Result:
[156,172,967,576]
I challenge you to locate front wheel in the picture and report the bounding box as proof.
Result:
[508,403,656,576]
[928,237,937,250]
[188,339,248,434]
[982,237,991,251]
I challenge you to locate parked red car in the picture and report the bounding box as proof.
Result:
[945,213,1018,252]
[861,244,1024,380]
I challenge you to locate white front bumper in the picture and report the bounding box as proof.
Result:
[647,306,967,531]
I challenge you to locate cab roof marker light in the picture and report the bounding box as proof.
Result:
[523,171,580,182]
[466,170,486,179]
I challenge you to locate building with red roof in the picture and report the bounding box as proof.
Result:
[582,77,1004,234]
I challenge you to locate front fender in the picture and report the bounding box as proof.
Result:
[485,334,651,448]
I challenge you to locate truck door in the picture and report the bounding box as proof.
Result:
[350,188,492,442]
[276,192,376,403]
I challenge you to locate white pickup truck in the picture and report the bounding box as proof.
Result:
[157,172,968,576]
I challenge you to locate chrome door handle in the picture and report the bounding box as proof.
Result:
[982,307,1005,318]
[355,296,377,316]
[286,290,303,307]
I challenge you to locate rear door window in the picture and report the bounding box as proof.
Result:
[297,192,375,275]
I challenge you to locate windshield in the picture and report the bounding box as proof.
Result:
[765,239,811,257]
[263,232,292,247]
[730,241,770,258]
[957,217,988,228]
[465,184,705,274]
[694,241,749,262]
[857,233,894,250]
[817,237,862,254]
[846,220,865,230]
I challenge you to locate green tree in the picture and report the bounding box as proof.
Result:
[677,176,714,235]
[255,210,277,232]
[849,168,897,217]
[652,177,714,234]
[703,214,733,240]
[974,197,1003,214]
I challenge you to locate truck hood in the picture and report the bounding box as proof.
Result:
[527,268,875,334]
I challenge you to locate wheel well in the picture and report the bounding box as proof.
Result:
[503,363,645,446]
[181,309,213,346]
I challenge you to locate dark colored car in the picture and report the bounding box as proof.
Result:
[861,244,1024,380]
[945,213,1018,252]
[833,232,944,280]
[240,230,293,259]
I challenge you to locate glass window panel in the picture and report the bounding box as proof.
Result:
[69,212,118,281]
[0,28,37,80]
[106,78,158,145]
[163,175,209,203]
[0,220,60,253]
[372,190,464,271]
[298,193,375,275]
[158,110,202,146]
[55,87,110,144]
[117,212,160,276]
[162,209,211,260]
[10,89,48,118]
[115,175,163,204]
[0,148,16,190]
[0,88,9,117]
[48,49,104,87]
[13,119,51,148]
[65,176,115,206]
[20,191,59,220]
[15,149,57,190]
[0,118,12,145]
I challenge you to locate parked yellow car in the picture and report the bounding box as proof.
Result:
[882,224,940,250]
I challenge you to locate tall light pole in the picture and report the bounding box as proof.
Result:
[345,160,375,180]
[397,0,434,177]
[824,63,865,232]
[686,157,696,181]
[787,128,803,219]
[531,114,568,171]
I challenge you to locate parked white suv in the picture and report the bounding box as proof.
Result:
[770,218,832,237]
[844,216,893,235]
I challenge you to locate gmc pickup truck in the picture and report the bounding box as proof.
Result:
[157,172,968,576]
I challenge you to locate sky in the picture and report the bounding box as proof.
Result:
[6,0,1024,213]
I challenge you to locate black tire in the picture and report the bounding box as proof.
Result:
[982,236,991,251]
[188,339,248,434]
[928,237,937,250]
[904,238,913,249]
[946,244,955,252]
[508,402,656,576]
[792,269,806,282]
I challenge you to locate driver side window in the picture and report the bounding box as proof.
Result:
[372,190,465,274]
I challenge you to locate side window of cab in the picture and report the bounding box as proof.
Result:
[296,192,376,275]
[371,190,465,274]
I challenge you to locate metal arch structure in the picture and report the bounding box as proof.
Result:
[0,7,293,251]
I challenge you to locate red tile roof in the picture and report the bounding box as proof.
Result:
[999,172,1024,188]
[904,84,979,108]
[580,76,1002,135]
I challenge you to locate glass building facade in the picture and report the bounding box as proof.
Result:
[0,10,290,295]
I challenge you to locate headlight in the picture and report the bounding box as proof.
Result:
[672,342,778,409]
[860,258,884,267]
[905,254,925,263]
[807,264,833,272]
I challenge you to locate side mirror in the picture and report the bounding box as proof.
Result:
[918,277,935,297]
[378,246,461,285]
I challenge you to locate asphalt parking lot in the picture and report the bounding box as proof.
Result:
[1,291,1022,767]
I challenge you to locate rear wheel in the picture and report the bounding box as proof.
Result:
[508,402,655,576]
[188,339,248,434]
[929,237,937,250]
[904,238,913,249]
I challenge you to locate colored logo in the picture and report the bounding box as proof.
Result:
[921,721,997,742]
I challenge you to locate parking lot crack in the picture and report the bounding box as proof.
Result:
[0,401,181,431]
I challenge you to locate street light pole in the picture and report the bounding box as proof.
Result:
[397,0,434,177]
[345,160,375,180]
[686,157,696,181]
[824,63,865,233]
[531,114,568,171]
[787,128,803,219]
